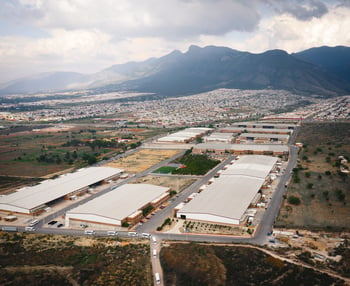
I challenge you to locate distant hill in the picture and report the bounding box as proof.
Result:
[293,46,350,83]
[1,45,350,97]
[0,72,85,94]
[114,45,349,97]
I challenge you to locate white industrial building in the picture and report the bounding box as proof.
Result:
[65,184,170,227]
[157,127,212,143]
[228,122,297,130]
[219,127,293,135]
[238,133,289,144]
[0,167,124,214]
[204,132,233,143]
[193,143,289,156]
[177,155,278,225]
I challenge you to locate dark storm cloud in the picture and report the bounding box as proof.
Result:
[267,0,328,20]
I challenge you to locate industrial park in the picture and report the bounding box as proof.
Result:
[0,107,349,285]
[0,121,296,235]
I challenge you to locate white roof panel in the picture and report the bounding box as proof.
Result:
[0,167,124,211]
[67,184,169,220]
[194,143,289,153]
[178,155,277,223]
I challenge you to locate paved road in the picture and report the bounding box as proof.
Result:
[135,156,234,234]
[33,149,187,229]
[2,125,299,247]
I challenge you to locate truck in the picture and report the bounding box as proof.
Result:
[25,226,35,232]
[155,273,160,284]
[141,232,151,238]
[1,226,17,232]
[152,236,157,244]
[29,219,39,227]
[107,230,118,236]
[84,230,95,235]
[153,249,157,258]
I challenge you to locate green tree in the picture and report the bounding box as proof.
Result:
[288,196,301,205]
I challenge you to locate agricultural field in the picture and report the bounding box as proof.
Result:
[0,232,152,286]
[0,125,155,187]
[276,122,350,230]
[106,149,180,173]
[172,151,221,175]
[0,176,43,195]
[153,166,177,174]
[160,243,345,285]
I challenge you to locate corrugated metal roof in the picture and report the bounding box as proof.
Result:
[0,167,123,211]
[157,127,212,142]
[178,155,277,222]
[219,127,292,134]
[239,133,289,139]
[194,143,289,152]
[67,184,169,220]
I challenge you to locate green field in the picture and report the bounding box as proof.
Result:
[153,166,177,174]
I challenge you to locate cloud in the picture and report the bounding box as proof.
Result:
[267,0,328,21]
[231,3,350,53]
[0,0,349,83]
[3,0,262,39]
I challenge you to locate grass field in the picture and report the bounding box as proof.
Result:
[153,166,177,174]
[276,122,350,230]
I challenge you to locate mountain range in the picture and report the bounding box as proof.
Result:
[1,45,350,97]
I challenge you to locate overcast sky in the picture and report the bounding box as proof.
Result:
[0,0,349,83]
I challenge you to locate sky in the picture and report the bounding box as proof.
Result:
[0,0,349,83]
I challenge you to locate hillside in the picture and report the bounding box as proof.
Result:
[293,46,350,83]
[1,45,350,97]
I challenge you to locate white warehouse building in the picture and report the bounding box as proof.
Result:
[0,167,124,214]
[177,155,278,225]
[65,184,170,227]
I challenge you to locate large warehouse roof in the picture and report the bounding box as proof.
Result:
[221,155,278,179]
[204,132,233,142]
[178,155,278,224]
[194,143,289,153]
[219,127,292,134]
[230,122,297,129]
[239,133,289,139]
[178,176,263,224]
[157,127,212,143]
[0,167,123,213]
[66,184,170,223]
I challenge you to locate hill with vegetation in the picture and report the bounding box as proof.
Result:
[160,243,344,286]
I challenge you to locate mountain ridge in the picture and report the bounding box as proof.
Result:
[1,45,350,97]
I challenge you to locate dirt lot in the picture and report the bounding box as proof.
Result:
[276,122,350,230]
[132,175,195,193]
[106,149,181,173]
